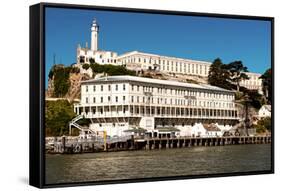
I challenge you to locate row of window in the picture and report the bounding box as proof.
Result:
[84,96,234,108]
[131,85,234,99]
[85,84,126,92]
[121,56,208,75]
[241,79,262,86]
[79,55,117,64]
[84,84,234,100]
[79,106,237,118]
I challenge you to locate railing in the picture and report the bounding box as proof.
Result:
[51,135,132,149]
[83,112,239,120]
[69,115,95,134]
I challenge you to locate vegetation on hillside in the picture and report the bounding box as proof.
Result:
[260,68,272,104]
[225,61,249,92]
[89,63,136,77]
[252,117,271,133]
[208,58,232,90]
[208,58,271,110]
[45,100,78,136]
[48,65,80,97]
[208,58,250,91]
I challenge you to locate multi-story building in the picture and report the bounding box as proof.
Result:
[240,72,263,94]
[117,51,210,77]
[73,76,239,138]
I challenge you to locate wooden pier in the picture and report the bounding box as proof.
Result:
[139,135,271,150]
[48,135,271,154]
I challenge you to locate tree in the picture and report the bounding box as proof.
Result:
[225,61,249,92]
[246,90,265,109]
[82,63,90,70]
[53,66,70,97]
[208,58,232,90]
[45,100,76,136]
[260,68,272,104]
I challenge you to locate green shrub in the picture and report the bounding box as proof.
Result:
[90,63,136,76]
[82,63,90,70]
[252,117,271,134]
[53,67,70,97]
[45,100,76,136]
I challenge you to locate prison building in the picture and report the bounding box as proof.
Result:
[74,75,239,137]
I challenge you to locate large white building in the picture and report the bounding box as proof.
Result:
[73,75,239,138]
[75,19,263,93]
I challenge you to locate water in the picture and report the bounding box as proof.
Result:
[46,144,271,184]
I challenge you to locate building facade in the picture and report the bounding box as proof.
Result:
[117,51,210,77]
[74,76,239,138]
[240,72,263,94]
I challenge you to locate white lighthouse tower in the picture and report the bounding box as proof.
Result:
[91,18,99,51]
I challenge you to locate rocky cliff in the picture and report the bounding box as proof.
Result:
[46,68,90,101]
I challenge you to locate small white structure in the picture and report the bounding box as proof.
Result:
[203,123,224,137]
[259,105,271,118]
[190,123,207,137]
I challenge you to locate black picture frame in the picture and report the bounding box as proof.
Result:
[30,2,274,188]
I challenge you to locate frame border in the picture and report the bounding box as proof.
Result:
[29,2,274,188]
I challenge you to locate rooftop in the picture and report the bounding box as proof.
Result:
[81,75,234,93]
[117,51,211,65]
[261,105,271,111]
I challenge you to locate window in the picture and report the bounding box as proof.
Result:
[123,96,126,101]
[108,96,111,102]
[131,96,134,102]
[108,85,111,91]
[137,96,139,103]
[93,85,96,92]
[116,96,118,102]
[115,84,118,91]
[137,85,139,91]
[101,85,103,91]
[123,84,126,91]
[93,97,96,103]
[100,97,103,103]
[86,86,88,92]
[131,85,134,91]
[86,97,88,103]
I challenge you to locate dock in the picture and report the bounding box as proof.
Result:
[47,135,271,154]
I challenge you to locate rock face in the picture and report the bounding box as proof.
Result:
[46,77,54,98]
[46,72,90,101]
[66,72,90,100]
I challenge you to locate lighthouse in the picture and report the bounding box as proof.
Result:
[91,18,99,51]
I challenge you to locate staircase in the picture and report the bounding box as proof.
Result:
[69,115,95,135]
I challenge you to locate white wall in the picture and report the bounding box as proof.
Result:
[0,1,279,191]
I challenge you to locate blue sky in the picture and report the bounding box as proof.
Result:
[45,7,271,86]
